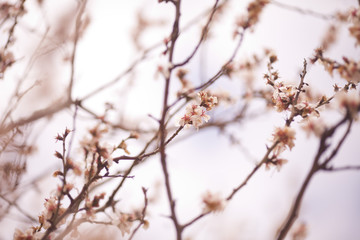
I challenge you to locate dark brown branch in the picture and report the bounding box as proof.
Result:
[158,0,183,238]
[276,115,352,240]
[319,118,353,169]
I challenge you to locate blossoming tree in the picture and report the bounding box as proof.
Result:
[0,0,360,239]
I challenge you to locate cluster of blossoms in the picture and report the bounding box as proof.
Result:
[333,57,360,83]
[178,91,218,129]
[264,57,328,171]
[201,191,226,213]
[14,195,67,240]
[270,126,296,156]
[272,82,297,112]
[81,125,132,179]
[266,126,296,171]
[294,101,319,118]
[268,77,319,117]
[298,89,360,139]
[39,196,67,230]
[311,49,360,84]
[84,192,106,219]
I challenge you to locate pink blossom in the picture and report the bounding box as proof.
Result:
[272,82,296,112]
[271,126,296,155]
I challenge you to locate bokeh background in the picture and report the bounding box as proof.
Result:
[1,0,360,239]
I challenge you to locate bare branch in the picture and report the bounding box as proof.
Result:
[270,0,335,20]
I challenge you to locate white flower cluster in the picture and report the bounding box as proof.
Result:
[178,91,217,129]
[39,196,66,229]
[271,126,296,156]
[178,104,210,129]
[272,82,296,112]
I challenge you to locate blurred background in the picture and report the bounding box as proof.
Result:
[0,0,360,239]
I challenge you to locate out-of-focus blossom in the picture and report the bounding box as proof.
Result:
[336,90,360,119]
[271,126,296,155]
[202,191,226,213]
[301,117,326,138]
[112,213,134,237]
[265,158,288,171]
[349,7,360,45]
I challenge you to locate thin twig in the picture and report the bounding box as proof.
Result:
[0,194,37,222]
[173,0,220,68]
[4,0,26,50]
[323,165,360,172]
[68,0,88,99]
[0,99,72,136]
[129,187,149,240]
[270,0,335,20]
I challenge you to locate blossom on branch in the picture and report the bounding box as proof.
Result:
[236,0,269,30]
[272,82,296,112]
[198,91,218,110]
[265,158,288,171]
[294,101,319,118]
[271,126,296,155]
[202,191,226,213]
[178,92,217,129]
[38,196,66,230]
[178,104,210,129]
